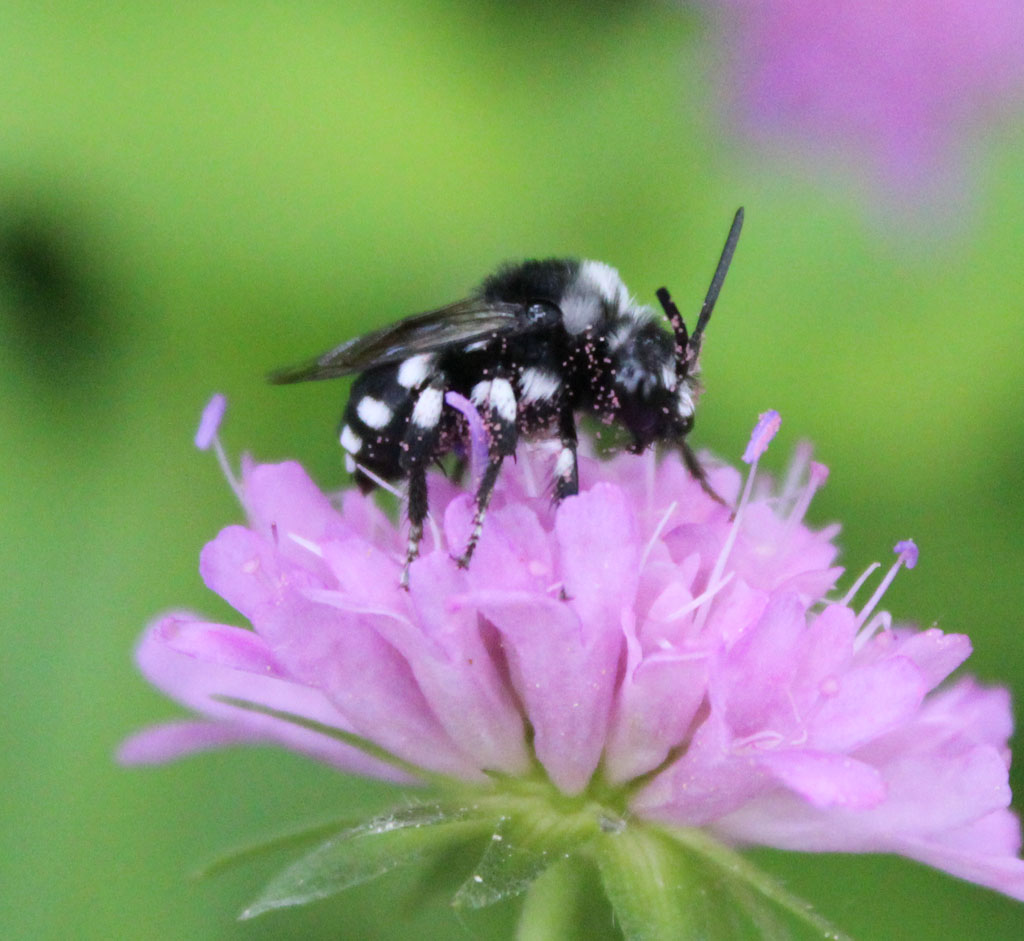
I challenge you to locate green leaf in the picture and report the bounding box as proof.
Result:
[240,802,492,920]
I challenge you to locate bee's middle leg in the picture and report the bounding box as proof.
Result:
[454,376,518,568]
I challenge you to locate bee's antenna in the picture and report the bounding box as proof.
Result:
[656,286,688,373]
[688,207,744,364]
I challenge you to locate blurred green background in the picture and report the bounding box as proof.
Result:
[2,2,1023,938]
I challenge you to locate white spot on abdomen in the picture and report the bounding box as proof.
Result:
[397,354,435,389]
[356,396,393,430]
[340,424,363,454]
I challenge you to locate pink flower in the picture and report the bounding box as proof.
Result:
[706,0,1024,198]
[121,403,1024,908]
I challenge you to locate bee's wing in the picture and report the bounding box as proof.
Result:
[268,298,525,384]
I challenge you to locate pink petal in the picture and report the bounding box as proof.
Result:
[555,483,640,633]
[717,593,807,732]
[338,488,400,548]
[895,831,1024,902]
[868,745,1013,836]
[808,657,925,752]
[473,590,619,795]
[630,710,772,825]
[923,679,1015,747]
[791,603,856,695]
[131,615,417,780]
[118,720,267,764]
[893,628,973,690]
[401,552,531,774]
[928,807,1021,856]
[320,537,407,610]
[603,653,709,784]
[446,498,554,594]
[759,750,886,809]
[241,461,351,546]
[251,592,482,779]
[200,525,320,623]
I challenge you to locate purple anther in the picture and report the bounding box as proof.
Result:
[894,539,919,570]
[742,410,782,464]
[194,394,227,451]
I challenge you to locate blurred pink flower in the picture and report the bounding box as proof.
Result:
[707,0,1024,195]
[122,409,1024,903]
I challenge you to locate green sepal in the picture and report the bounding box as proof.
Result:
[664,827,853,941]
[194,816,362,880]
[452,790,615,910]
[240,802,492,920]
[592,824,706,940]
[592,822,852,941]
[454,817,569,909]
[517,857,618,941]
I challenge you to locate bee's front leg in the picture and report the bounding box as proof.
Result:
[680,438,729,508]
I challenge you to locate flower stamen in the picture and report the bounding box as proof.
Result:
[668,570,735,621]
[694,410,780,630]
[194,393,243,503]
[779,439,813,505]
[853,540,918,647]
[288,533,325,558]
[640,500,678,572]
[785,460,829,529]
[840,561,881,607]
[353,461,404,499]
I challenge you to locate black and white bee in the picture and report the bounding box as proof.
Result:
[271,208,744,587]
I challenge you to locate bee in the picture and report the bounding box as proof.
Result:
[271,208,744,587]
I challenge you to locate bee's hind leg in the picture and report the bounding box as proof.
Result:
[401,468,427,590]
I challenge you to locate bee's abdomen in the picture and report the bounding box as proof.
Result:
[339,362,420,490]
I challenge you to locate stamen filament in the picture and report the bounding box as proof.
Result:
[854,541,919,631]
[840,562,881,607]
[640,501,678,572]
[694,411,779,631]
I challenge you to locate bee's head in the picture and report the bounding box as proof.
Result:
[614,207,744,451]
[609,318,696,451]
